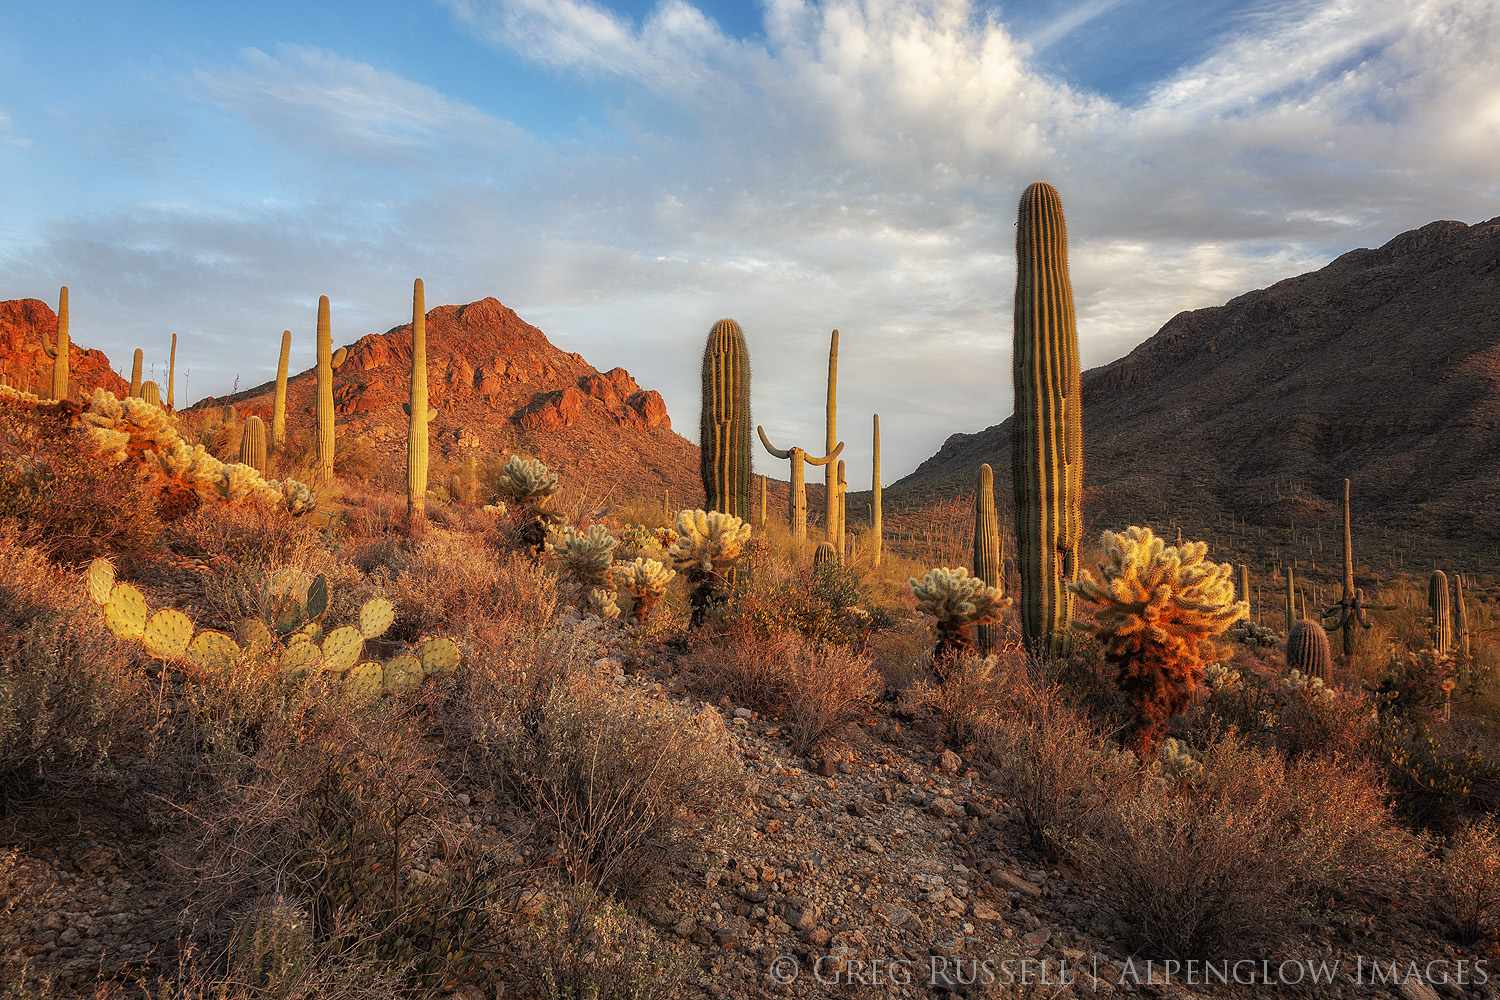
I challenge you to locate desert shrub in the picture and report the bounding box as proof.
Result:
[473,670,744,898]
[722,552,891,649]
[184,699,510,990]
[0,533,161,805]
[376,532,557,640]
[0,404,163,564]
[162,496,317,569]
[688,630,880,755]
[1076,732,1417,958]
[1437,818,1500,944]
[527,885,695,1000]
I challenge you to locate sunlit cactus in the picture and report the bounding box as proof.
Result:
[166,332,176,409]
[669,509,752,626]
[241,415,267,476]
[973,463,1004,655]
[551,523,620,586]
[757,425,842,545]
[871,413,882,569]
[611,557,676,622]
[406,278,430,534]
[1070,525,1246,757]
[496,455,563,557]
[140,381,161,408]
[1320,479,1374,657]
[41,286,71,401]
[1013,183,1083,659]
[825,329,839,547]
[909,566,1009,669]
[273,329,290,449]
[130,349,143,398]
[700,318,752,519]
[1431,569,1453,654]
[1286,619,1332,681]
[315,295,334,481]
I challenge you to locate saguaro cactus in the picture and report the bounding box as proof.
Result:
[1320,479,1377,657]
[825,329,840,546]
[835,458,848,562]
[140,381,161,408]
[273,330,290,450]
[42,286,70,401]
[757,474,767,529]
[405,279,430,533]
[167,332,177,409]
[1237,565,1251,619]
[757,426,843,546]
[130,349,143,398]
[974,463,1004,655]
[315,296,334,481]
[1456,572,1471,661]
[699,319,753,519]
[1430,570,1453,654]
[241,416,267,476]
[1012,182,1082,658]
[871,413,883,569]
[1286,565,1297,636]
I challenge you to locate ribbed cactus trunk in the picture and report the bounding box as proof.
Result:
[130,349,143,398]
[141,381,160,407]
[700,319,753,519]
[1286,565,1296,636]
[1011,182,1082,659]
[407,279,430,534]
[1237,565,1251,618]
[757,474,767,529]
[974,463,1003,655]
[789,450,807,541]
[1338,478,1356,656]
[825,330,839,546]
[1431,570,1452,654]
[241,416,267,476]
[43,286,70,401]
[273,329,290,450]
[1456,572,1471,661]
[167,332,177,409]
[315,296,335,482]
[871,413,882,569]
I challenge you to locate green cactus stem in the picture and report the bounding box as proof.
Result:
[315,296,334,482]
[140,381,161,408]
[974,463,1004,655]
[871,413,882,569]
[700,318,753,519]
[241,415,267,476]
[757,474,767,529]
[166,332,177,410]
[835,458,848,563]
[1237,565,1251,619]
[1455,572,1470,661]
[1012,183,1082,659]
[41,285,70,401]
[274,329,290,450]
[1285,564,1296,636]
[825,329,839,546]
[130,349,143,398]
[757,426,843,546]
[1286,619,1332,681]
[406,279,430,533]
[1319,479,1386,658]
[1430,569,1452,654]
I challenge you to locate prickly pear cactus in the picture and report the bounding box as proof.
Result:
[143,609,194,660]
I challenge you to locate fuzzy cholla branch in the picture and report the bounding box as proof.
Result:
[496,455,561,502]
[1069,525,1247,758]
[668,510,752,577]
[909,567,1008,627]
[611,557,676,599]
[551,524,619,586]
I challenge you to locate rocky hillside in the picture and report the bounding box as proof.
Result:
[198,297,705,509]
[892,216,1500,568]
[0,298,130,399]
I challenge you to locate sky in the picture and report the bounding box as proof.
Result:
[3,0,1498,483]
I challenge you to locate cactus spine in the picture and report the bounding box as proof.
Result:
[167,332,177,409]
[42,286,70,401]
[1456,572,1471,661]
[315,296,334,481]
[871,413,882,569]
[699,319,753,519]
[1286,619,1332,681]
[241,416,267,476]
[407,279,430,533]
[130,349,143,398]
[974,463,1003,655]
[757,426,843,546]
[1430,570,1452,654]
[825,329,839,546]
[1011,182,1082,658]
[273,330,290,450]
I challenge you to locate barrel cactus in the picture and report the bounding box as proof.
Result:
[1285,619,1332,681]
[240,416,267,476]
[1012,183,1083,659]
[699,318,752,520]
[140,381,161,408]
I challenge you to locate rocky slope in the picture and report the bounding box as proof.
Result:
[891,216,1500,570]
[0,298,130,399]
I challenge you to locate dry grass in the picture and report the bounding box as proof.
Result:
[1438,818,1500,944]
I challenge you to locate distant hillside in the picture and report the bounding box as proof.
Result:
[0,298,130,399]
[890,216,1500,573]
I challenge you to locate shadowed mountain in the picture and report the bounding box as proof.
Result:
[889,216,1500,575]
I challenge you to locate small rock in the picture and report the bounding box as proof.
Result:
[861,836,884,855]
[714,926,741,951]
[805,926,831,948]
[733,707,753,719]
[1399,979,1441,1000]
[939,749,962,773]
[673,917,698,938]
[928,797,960,819]
[58,927,80,947]
[817,759,837,777]
[971,902,1002,922]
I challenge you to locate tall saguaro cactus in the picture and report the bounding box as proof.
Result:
[825,329,840,547]
[757,474,767,529]
[167,332,177,410]
[1455,572,1471,661]
[835,458,848,562]
[871,413,883,569]
[406,279,430,533]
[1286,564,1296,635]
[1430,570,1453,654]
[273,330,290,450]
[315,296,335,482]
[42,286,70,401]
[974,463,1004,655]
[130,349,143,398]
[1012,182,1083,658]
[241,416,267,476]
[757,426,842,545]
[700,319,753,519]
[1320,478,1377,657]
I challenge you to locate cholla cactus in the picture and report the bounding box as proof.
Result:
[551,524,620,586]
[1282,668,1336,706]
[586,587,621,621]
[669,509,752,626]
[909,567,1010,669]
[1226,619,1279,648]
[496,455,562,557]
[1158,738,1202,787]
[611,557,676,622]
[1203,661,1242,694]
[1070,525,1247,758]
